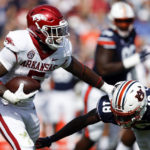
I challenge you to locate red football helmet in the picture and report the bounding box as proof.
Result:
[27,5,69,49]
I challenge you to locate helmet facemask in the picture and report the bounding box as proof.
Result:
[112,105,145,128]
[35,20,69,50]
[111,80,147,129]
[113,18,134,38]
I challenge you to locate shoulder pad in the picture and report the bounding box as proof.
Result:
[4,30,29,53]
[64,38,72,57]
[98,29,116,49]
[101,29,114,37]
[55,38,72,58]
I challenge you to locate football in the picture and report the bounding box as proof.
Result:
[5,76,41,94]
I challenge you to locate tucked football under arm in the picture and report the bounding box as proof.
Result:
[50,109,100,142]
[65,56,104,88]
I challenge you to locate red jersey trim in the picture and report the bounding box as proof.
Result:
[29,33,55,60]
[84,86,92,138]
[0,114,21,150]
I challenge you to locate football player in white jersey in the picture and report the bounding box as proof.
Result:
[0,4,114,150]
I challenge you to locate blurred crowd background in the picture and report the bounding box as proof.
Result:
[1,0,150,62]
[1,0,150,150]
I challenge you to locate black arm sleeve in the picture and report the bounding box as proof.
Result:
[51,109,100,142]
[65,56,104,88]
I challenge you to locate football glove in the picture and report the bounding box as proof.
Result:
[101,82,114,100]
[3,83,38,104]
[35,136,52,149]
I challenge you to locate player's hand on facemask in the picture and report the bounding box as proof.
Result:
[35,136,52,149]
[3,83,38,104]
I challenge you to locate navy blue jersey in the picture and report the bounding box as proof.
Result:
[97,87,150,130]
[93,28,136,84]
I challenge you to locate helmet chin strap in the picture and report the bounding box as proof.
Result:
[45,37,63,50]
[56,37,63,44]
[47,44,57,50]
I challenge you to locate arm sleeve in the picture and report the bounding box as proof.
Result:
[0,47,17,71]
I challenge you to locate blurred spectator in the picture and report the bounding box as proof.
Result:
[46,0,79,15]
[0,0,8,37]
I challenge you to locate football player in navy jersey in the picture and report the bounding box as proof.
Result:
[74,1,150,150]
[36,80,150,150]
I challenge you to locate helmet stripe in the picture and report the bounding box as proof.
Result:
[117,80,136,109]
[118,81,132,108]
[122,4,127,17]
[115,81,127,106]
[121,81,137,109]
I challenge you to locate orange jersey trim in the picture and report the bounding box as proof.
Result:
[98,40,116,46]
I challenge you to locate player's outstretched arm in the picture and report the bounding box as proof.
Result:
[36,109,101,149]
[65,56,114,97]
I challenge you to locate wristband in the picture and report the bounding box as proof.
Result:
[122,53,140,69]
[101,82,114,94]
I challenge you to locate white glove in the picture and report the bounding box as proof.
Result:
[3,83,38,104]
[101,82,114,100]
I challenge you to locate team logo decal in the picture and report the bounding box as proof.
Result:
[135,89,144,102]
[32,14,47,21]
[5,37,15,46]
[27,50,35,59]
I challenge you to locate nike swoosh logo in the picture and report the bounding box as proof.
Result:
[52,58,59,61]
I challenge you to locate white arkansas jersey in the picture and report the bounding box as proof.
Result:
[0,29,72,83]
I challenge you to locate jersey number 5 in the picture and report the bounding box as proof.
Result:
[27,70,45,82]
